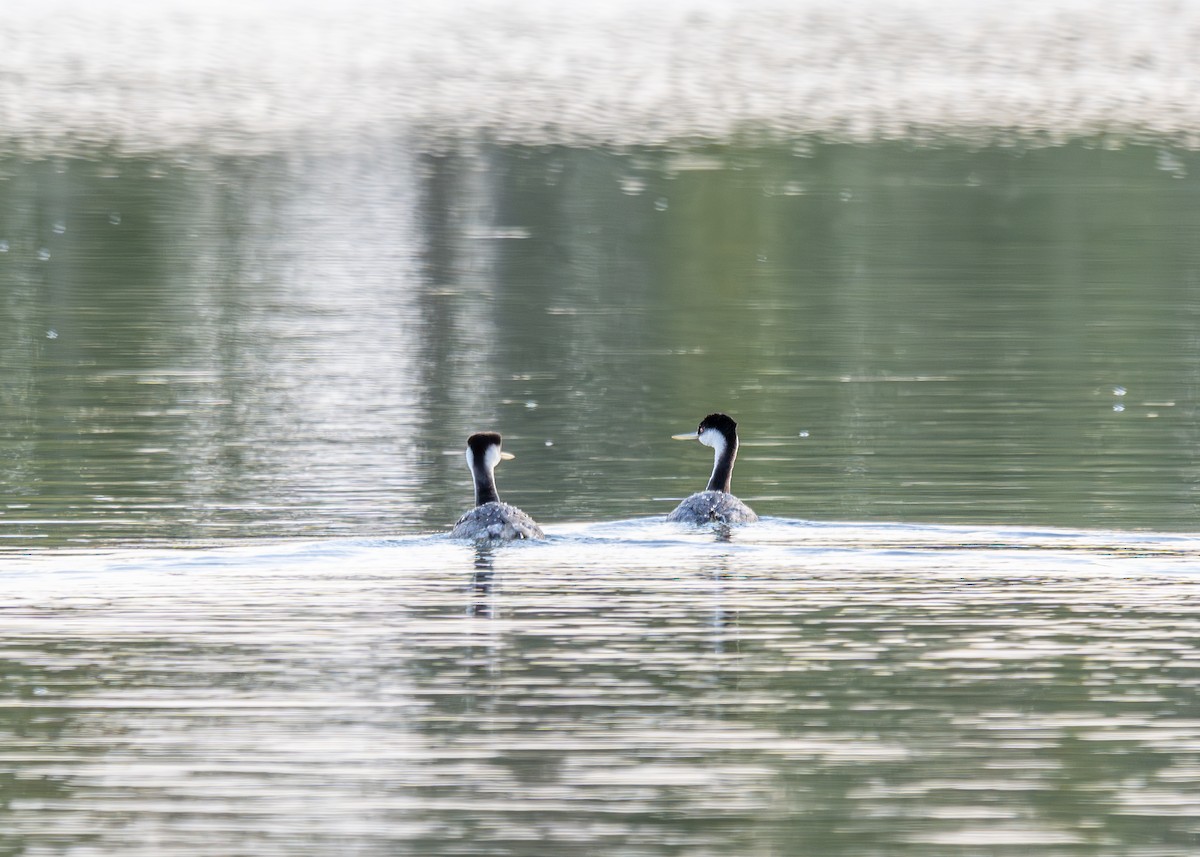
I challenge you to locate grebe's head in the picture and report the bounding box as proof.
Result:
[466,431,515,472]
[671,413,739,450]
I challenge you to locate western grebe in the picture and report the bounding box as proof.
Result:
[450,432,544,541]
[666,413,758,525]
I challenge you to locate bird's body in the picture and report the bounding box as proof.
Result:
[451,500,544,541]
[668,413,758,526]
[450,432,544,541]
[666,489,758,525]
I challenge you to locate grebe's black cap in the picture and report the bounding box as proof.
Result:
[697,413,737,436]
[467,432,503,455]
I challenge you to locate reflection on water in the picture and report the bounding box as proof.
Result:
[3,143,1200,549]
[3,522,1200,855]
[5,0,1200,153]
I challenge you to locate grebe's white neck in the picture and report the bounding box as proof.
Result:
[465,435,514,506]
[699,428,728,490]
[672,413,742,494]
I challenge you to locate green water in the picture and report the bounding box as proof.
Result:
[5,140,1200,857]
[3,142,1200,549]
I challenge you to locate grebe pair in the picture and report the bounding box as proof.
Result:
[450,413,756,541]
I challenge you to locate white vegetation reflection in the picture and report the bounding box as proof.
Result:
[5,0,1200,153]
[169,154,435,533]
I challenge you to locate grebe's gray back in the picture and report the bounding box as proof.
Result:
[450,432,544,541]
[666,413,758,525]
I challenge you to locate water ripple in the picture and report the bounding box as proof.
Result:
[3,521,1200,853]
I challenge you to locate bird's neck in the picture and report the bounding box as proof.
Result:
[705,435,737,493]
[472,466,501,506]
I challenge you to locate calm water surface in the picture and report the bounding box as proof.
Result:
[5,20,1200,850]
[3,143,1200,547]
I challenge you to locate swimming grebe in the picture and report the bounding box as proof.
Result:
[666,413,758,525]
[450,432,544,541]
